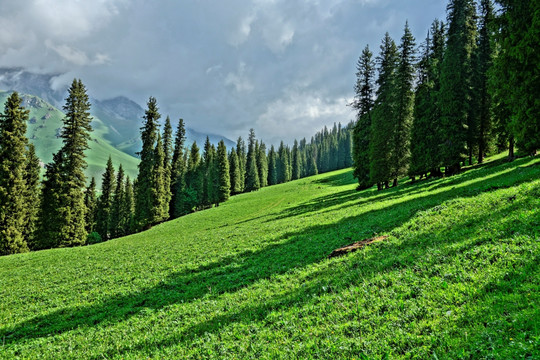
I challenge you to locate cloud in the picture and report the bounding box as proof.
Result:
[225,62,254,93]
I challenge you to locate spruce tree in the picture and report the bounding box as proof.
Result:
[370,33,399,189]
[391,21,416,186]
[291,140,301,180]
[267,145,277,186]
[439,0,477,173]
[151,134,168,223]
[135,96,160,230]
[96,157,115,241]
[38,79,93,247]
[162,116,173,216]
[257,142,268,188]
[277,141,290,183]
[236,137,246,192]
[122,177,135,235]
[0,92,30,255]
[352,45,376,188]
[228,148,242,194]
[84,177,97,235]
[170,118,186,218]
[217,140,231,204]
[244,129,260,191]
[184,141,202,212]
[110,164,125,238]
[23,143,41,248]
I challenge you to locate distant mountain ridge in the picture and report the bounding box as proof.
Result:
[0,68,236,156]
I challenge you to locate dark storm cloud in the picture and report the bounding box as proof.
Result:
[0,0,447,145]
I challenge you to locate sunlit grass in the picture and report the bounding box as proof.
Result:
[1,154,539,359]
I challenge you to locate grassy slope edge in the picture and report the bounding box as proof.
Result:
[0,154,539,359]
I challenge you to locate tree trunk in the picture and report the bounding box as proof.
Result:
[508,136,515,160]
[393,178,398,187]
[384,181,389,189]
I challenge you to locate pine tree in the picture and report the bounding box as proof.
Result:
[122,177,135,235]
[170,118,186,218]
[217,140,230,204]
[391,21,416,186]
[0,92,30,255]
[257,142,268,188]
[184,141,202,212]
[151,134,168,223]
[440,0,477,173]
[96,157,115,241]
[23,143,41,248]
[135,96,160,230]
[228,148,242,194]
[277,141,290,183]
[162,116,173,216]
[236,137,246,192]
[84,177,97,235]
[110,164,125,238]
[370,33,399,189]
[291,140,301,180]
[38,79,93,247]
[267,145,277,185]
[351,45,376,189]
[244,129,260,191]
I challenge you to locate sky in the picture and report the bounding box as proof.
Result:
[0,0,448,145]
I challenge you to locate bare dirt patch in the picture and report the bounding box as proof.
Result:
[328,235,389,258]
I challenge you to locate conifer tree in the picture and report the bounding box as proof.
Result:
[38,79,93,247]
[135,96,160,230]
[170,118,186,218]
[162,116,173,216]
[277,141,290,183]
[84,177,97,235]
[110,164,125,238]
[370,33,399,189]
[291,140,301,180]
[391,21,416,186]
[217,140,230,204]
[122,177,135,235]
[244,129,260,191]
[440,0,477,173]
[257,142,268,188]
[0,92,30,255]
[96,157,115,240]
[23,143,41,247]
[267,145,277,186]
[236,137,246,192]
[352,45,376,189]
[184,141,202,212]
[228,148,242,194]
[151,134,168,223]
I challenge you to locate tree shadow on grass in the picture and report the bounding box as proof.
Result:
[1,161,538,351]
[91,182,539,359]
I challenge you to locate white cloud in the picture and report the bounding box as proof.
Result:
[225,62,254,93]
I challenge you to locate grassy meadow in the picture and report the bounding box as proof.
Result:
[1,153,539,359]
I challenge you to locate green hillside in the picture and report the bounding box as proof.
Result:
[0,91,139,184]
[1,154,538,359]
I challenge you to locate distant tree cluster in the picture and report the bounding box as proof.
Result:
[351,0,539,190]
[1,85,354,254]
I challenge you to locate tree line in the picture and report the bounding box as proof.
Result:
[0,85,353,255]
[351,0,539,190]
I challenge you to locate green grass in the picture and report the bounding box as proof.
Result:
[1,154,539,359]
[0,91,139,184]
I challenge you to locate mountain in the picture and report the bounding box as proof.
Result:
[0,90,140,185]
[0,68,236,157]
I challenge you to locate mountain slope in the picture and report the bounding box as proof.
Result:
[0,91,140,183]
[0,154,538,359]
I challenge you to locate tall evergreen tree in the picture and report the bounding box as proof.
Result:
[135,96,160,230]
[110,164,125,239]
[184,141,202,212]
[244,129,260,191]
[122,177,135,235]
[439,0,477,173]
[352,45,375,189]
[267,145,278,186]
[217,140,230,204]
[370,33,399,189]
[151,134,168,223]
[391,21,416,186]
[23,143,41,247]
[257,142,268,188]
[162,116,173,216]
[84,177,97,235]
[228,148,242,194]
[291,140,301,180]
[96,157,115,241]
[277,141,290,183]
[170,118,186,218]
[38,79,93,247]
[236,137,246,192]
[0,92,30,255]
